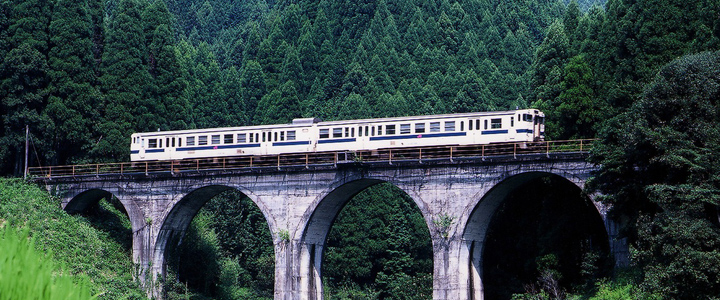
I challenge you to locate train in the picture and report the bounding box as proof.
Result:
[130,109,545,161]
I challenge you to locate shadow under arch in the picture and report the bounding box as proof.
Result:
[152,184,275,296]
[63,188,138,231]
[298,178,432,299]
[462,172,610,300]
[62,188,140,258]
[64,189,115,214]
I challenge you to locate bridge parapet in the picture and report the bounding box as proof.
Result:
[29,139,595,180]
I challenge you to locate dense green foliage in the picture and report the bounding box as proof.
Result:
[164,191,274,300]
[323,184,433,299]
[0,178,145,299]
[590,51,720,299]
[1,0,571,174]
[0,226,96,300]
[3,0,720,298]
[532,0,720,139]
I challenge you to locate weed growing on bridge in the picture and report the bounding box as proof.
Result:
[433,214,455,239]
[277,229,290,242]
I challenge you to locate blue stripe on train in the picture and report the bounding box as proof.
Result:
[318,138,356,144]
[516,129,533,133]
[145,149,165,153]
[176,143,261,151]
[131,150,140,154]
[481,130,509,135]
[273,140,311,146]
[369,131,467,141]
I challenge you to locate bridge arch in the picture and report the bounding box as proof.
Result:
[62,188,144,238]
[151,184,275,295]
[461,171,609,299]
[296,177,433,299]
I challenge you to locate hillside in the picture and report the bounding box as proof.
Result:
[0,179,146,299]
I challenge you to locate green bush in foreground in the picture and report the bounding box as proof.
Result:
[0,226,95,300]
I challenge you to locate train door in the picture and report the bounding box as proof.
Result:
[534,114,545,140]
[139,137,146,159]
[261,130,271,155]
[166,136,178,159]
[508,115,516,141]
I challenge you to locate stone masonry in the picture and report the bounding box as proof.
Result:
[41,153,626,300]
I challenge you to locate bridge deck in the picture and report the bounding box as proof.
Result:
[28,139,594,180]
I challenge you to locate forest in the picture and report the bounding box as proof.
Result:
[1,0,720,299]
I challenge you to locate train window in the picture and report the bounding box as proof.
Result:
[187,137,195,146]
[469,121,473,130]
[320,129,330,139]
[415,123,425,133]
[371,126,375,136]
[476,120,481,130]
[491,119,502,129]
[249,133,254,143]
[359,127,363,137]
[460,121,464,131]
[262,132,266,142]
[211,135,220,145]
[148,139,158,148]
[280,131,285,141]
[511,117,514,127]
[378,125,383,135]
[287,131,296,141]
[484,120,488,130]
[237,133,247,143]
[445,121,455,132]
[351,128,355,137]
[365,126,369,136]
[166,138,170,147]
[274,132,278,141]
[224,134,233,144]
[172,138,175,147]
[525,114,533,122]
[400,124,411,134]
[430,122,441,132]
[386,125,396,135]
[159,139,163,148]
[345,127,349,137]
[199,136,208,145]
[333,128,343,138]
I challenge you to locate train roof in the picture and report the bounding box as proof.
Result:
[132,109,542,137]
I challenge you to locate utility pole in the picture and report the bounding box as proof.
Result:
[24,125,29,179]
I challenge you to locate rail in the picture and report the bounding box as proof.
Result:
[28,139,595,179]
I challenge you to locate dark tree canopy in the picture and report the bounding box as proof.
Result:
[591,51,720,299]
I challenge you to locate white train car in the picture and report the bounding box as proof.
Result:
[130,109,545,161]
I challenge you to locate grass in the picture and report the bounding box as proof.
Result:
[0,226,96,300]
[0,178,146,299]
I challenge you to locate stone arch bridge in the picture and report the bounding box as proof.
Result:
[32,143,627,300]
